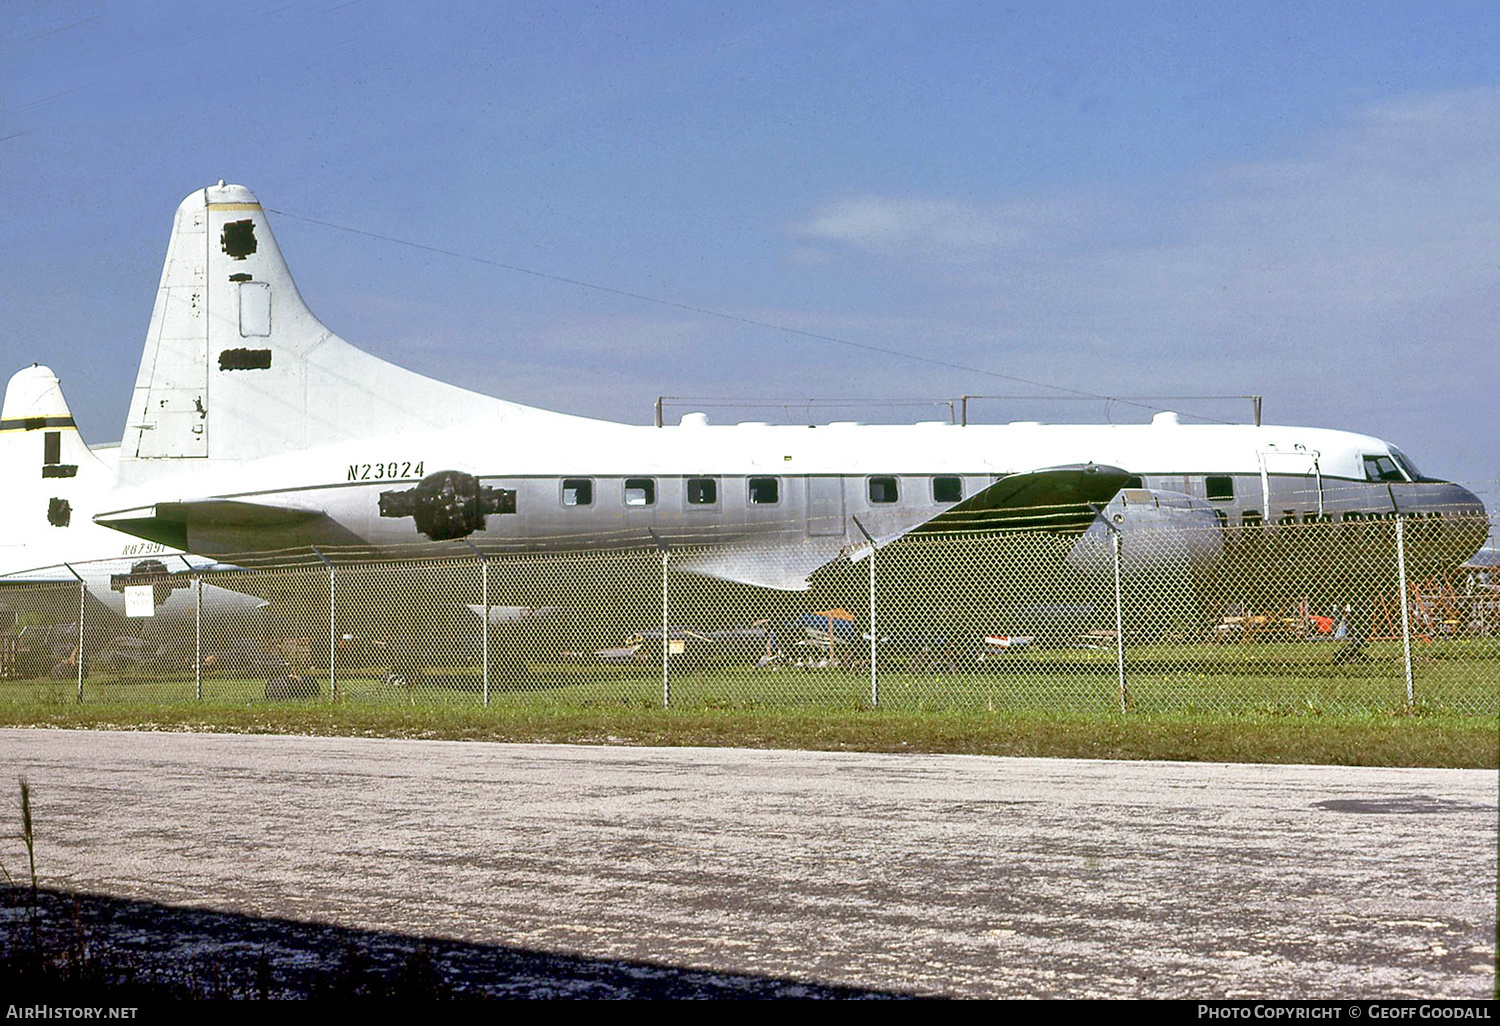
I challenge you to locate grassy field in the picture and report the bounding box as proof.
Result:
[0,701,1491,768]
[6,638,1495,712]
[0,635,1493,768]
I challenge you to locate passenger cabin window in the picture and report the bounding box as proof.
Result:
[748,477,779,505]
[932,476,963,503]
[562,479,593,507]
[624,478,655,507]
[868,477,899,504]
[686,477,718,505]
[1363,455,1405,482]
[1205,476,1234,501]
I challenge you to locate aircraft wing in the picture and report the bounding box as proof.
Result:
[677,464,1132,590]
[913,463,1133,535]
[91,468,1132,592]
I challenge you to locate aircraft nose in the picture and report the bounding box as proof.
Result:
[1446,480,1482,513]
[1397,480,1487,517]
[1439,481,1488,519]
[1409,482,1491,565]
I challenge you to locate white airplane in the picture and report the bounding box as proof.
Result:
[0,363,265,627]
[91,183,1487,597]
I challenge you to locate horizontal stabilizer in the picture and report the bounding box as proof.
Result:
[95,500,327,551]
[0,574,82,588]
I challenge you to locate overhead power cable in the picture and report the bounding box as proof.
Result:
[268,207,1237,424]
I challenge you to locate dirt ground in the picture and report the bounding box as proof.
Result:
[1,886,897,998]
[1,729,1494,999]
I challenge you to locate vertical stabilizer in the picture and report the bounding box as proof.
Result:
[0,365,109,556]
[1,364,101,486]
[120,183,499,485]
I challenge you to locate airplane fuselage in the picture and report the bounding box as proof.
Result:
[100,410,1487,583]
[85,183,1489,592]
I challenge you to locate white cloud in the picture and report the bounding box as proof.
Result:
[793,195,1069,257]
[783,89,1500,484]
[793,88,1500,311]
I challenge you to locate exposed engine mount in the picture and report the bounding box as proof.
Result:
[378,470,516,541]
[108,558,190,607]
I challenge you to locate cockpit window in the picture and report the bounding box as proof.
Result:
[1388,446,1425,482]
[1362,455,1405,482]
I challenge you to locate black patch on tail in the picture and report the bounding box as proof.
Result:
[219,348,273,371]
[220,219,258,260]
[40,429,77,477]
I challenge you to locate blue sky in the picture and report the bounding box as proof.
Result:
[3,1,1497,506]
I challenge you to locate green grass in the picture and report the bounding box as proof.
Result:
[0,637,1492,768]
[0,693,1491,770]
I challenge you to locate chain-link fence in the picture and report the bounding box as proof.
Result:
[1,514,1494,716]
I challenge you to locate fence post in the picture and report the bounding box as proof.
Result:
[1395,515,1414,709]
[852,517,878,708]
[649,532,669,708]
[330,566,338,702]
[462,540,492,708]
[1111,531,1129,714]
[869,542,878,708]
[313,548,337,703]
[194,575,203,702]
[75,575,86,704]
[661,547,670,709]
[482,556,490,708]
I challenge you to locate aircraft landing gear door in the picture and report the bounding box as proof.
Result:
[1257,448,1323,519]
[806,476,845,537]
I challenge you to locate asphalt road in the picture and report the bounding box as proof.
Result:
[0,728,1494,998]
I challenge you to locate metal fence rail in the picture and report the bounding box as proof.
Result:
[1,514,1494,716]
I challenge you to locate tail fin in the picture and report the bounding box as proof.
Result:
[120,183,497,483]
[0,364,108,536]
[1,364,105,483]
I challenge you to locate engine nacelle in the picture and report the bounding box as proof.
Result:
[1060,487,1227,640]
[379,470,516,542]
[1067,487,1226,575]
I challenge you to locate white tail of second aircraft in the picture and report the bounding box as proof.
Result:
[0,364,114,574]
[119,183,502,485]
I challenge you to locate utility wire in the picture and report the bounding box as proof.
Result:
[268,208,1237,424]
